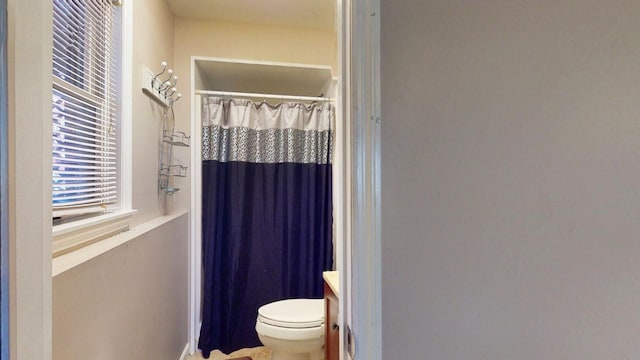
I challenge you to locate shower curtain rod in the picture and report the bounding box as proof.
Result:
[195,90,333,102]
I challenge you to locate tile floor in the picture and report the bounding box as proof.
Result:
[187,346,272,360]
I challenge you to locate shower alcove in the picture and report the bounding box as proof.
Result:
[188,56,345,352]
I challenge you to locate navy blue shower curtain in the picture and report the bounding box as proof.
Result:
[198,97,334,357]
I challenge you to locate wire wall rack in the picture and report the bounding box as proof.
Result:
[144,61,190,196]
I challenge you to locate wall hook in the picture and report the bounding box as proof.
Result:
[151,61,167,86]
[161,75,178,92]
[169,93,182,106]
[159,69,174,89]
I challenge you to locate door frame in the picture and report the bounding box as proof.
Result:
[341,0,382,359]
[0,0,9,357]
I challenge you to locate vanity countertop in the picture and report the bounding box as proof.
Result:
[323,271,339,297]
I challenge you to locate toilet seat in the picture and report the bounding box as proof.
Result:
[258,299,324,329]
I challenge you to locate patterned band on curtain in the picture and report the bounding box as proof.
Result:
[198,96,334,358]
[202,97,333,164]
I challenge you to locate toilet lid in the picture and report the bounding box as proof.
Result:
[258,299,325,329]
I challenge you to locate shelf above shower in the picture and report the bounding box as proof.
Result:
[194,57,335,98]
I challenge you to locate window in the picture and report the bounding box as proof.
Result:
[52,0,120,217]
[52,0,133,255]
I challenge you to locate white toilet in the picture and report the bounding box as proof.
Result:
[255,298,325,360]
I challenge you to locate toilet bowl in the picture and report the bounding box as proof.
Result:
[255,298,325,360]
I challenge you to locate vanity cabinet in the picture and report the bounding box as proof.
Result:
[323,272,339,360]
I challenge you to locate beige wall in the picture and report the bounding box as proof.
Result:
[382,1,640,359]
[173,18,337,72]
[53,214,189,360]
[131,0,187,226]
[52,0,189,359]
[171,19,337,211]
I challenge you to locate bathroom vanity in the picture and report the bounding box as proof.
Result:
[323,271,339,360]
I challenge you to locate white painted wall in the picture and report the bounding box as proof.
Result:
[381,1,640,359]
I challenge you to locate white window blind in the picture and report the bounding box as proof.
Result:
[52,0,121,218]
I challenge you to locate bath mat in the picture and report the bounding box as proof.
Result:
[206,346,271,360]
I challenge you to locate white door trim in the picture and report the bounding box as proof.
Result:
[0,0,9,356]
[8,0,53,357]
[189,56,201,354]
[336,1,350,359]
[345,0,382,359]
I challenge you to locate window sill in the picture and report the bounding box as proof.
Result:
[52,211,187,277]
[52,209,138,257]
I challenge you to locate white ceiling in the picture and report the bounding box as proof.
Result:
[165,0,336,32]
